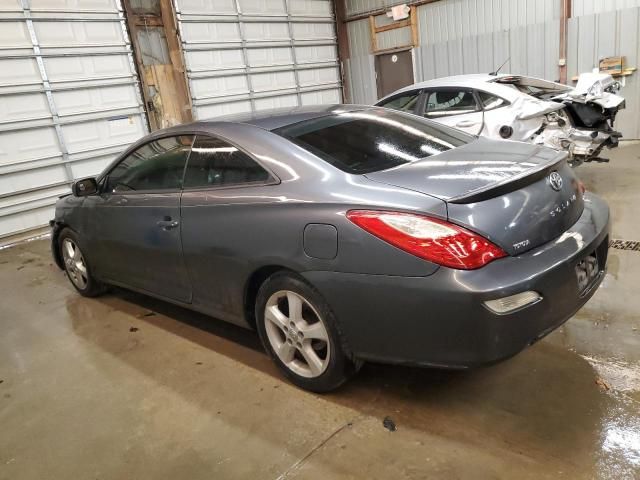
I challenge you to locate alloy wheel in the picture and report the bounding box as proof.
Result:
[264,290,331,378]
[62,238,88,290]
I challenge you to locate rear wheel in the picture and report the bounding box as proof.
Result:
[256,272,360,392]
[59,228,105,297]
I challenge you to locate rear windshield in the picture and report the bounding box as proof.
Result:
[274,108,472,174]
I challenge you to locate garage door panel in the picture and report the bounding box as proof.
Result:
[0,58,41,86]
[177,0,341,120]
[301,88,340,105]
[289,0,332,16]
[239,0,286,15]
[254,94,297,110]
[69,154,117,179]
[298,67,339,86]
[30,0,116,11]
[0,93,50,123]
[247,47,292,67]
[244,22,289,41]
[0,22,31,48]
[0,165,67,196]
[296,45,338,63]
[292,23,334,40]
[176,0,237,15]
[0,127,60,167]
[186,49,245,71]
[252,71,296,91]
[0,3,148,239]
[0,205,56,237]
[44,54,135,82]
[195,100,252,119]
[53,85,140,116]
[181,22,240,43]
[34,21,124,46]
[191,75,249,99]
[61,115,145,154]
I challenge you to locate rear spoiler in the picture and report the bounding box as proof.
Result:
[447,150,568,204]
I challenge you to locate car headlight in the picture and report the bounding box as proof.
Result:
[588,82,603,97]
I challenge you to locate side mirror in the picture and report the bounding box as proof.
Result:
[72,177,98,197]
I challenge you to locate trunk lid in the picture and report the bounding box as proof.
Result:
[365,138,584,255]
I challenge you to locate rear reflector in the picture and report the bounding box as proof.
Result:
[346,210,506,270]
[484,291,542,314]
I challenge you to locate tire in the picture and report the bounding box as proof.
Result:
[58,228,106,297]
[255,271,361,392]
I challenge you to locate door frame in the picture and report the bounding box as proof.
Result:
[374,47,416,99]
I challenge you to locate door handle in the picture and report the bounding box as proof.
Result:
[157,218,179,230]
[456,120,479,128]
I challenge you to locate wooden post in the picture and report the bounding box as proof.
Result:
[122,0,193,130]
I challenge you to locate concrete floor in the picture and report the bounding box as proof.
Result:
[1,144,640,480]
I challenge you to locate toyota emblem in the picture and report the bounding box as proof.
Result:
[549,171,563,191]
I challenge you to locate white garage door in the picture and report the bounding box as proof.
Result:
[0,0,148,239]
[174,0,342,119]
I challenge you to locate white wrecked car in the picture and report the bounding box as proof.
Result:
[376,73,625,166]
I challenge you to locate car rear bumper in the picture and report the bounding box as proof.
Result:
[302,193,610,368]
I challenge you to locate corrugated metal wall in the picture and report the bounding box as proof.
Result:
[346,0,399,17]
[567,6,640,138]
[418,0,558,44]
[345,18,376,104]
[572,0,640,17]
[346,0,559,22]
[0,0,147,239]
[345,0,561,104]
[174,0,342,119]
[414,19,560,82]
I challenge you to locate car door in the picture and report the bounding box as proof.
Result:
[420,88,484,135]
[90,135,194,302]
[179,134,278,323]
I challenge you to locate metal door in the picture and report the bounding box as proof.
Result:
[90,191,191,303]
[375,50,414,98]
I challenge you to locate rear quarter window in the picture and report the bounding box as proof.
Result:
[274,109,472,175]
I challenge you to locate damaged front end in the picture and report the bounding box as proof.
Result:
[493,73,625,167]
[553,73,624,166]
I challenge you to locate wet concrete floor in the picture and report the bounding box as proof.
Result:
[1,144,639,479]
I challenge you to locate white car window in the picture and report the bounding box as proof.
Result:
[378,92,420,112]
[424,90,479,117]
[477,91,508,111]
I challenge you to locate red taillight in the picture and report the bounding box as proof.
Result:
[346,210,506,270]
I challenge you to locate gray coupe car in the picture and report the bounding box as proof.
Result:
[51,105,610,392]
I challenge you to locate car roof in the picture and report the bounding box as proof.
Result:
[377,73,525,103]
[194,104,372,131]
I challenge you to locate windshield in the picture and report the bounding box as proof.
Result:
[274,108,472,174]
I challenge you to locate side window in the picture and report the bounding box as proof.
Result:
[424,90,479,117]
[105,135,193,192]
[378,92,420,112]
[183,135,270,189]
[478,90,508,111]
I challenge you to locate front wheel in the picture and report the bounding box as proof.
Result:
[59,228,106,297]
[255,272,360,392]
